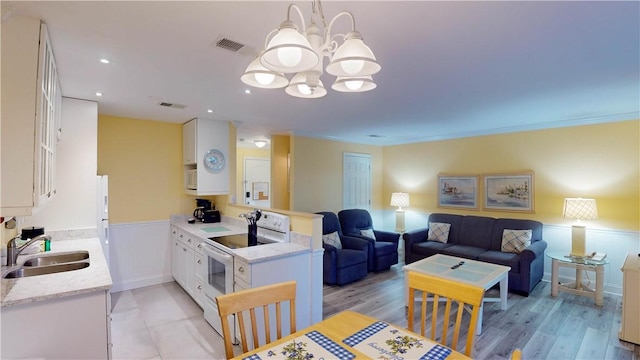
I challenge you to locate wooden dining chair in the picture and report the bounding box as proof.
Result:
[216,281,297,359]
[511,348,523,359]
[407,272,484,357]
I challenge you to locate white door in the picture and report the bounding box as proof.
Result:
[244,157,271,208]
[343,153,371,210]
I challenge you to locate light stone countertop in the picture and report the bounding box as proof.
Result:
[1,238,112,307]
[171,216,311,263]
[233,242,310,263]
[170,215,247,239]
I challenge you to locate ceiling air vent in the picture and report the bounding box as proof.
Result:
[159,102,186,109]
[216,37,246,53]
[213,36,257,57]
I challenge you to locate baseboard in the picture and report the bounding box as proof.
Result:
[111,274,174,293]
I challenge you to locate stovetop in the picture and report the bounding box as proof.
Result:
[207,234,269,249]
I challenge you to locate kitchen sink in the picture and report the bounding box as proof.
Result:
[22,251,89,267]
[3,262,90,279]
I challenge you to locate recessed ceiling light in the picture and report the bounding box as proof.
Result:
[96,92,103,97]
[99,58,110,64]
[245,89,251,94]
[207,109,213,113]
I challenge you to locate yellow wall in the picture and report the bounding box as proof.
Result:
[291,136,384,214]
[383,120,640,231]
[271,135,291,210]
[98,115,183,223]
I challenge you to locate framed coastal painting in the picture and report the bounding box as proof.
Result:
[483,172,534,212]
[437,174,479,209]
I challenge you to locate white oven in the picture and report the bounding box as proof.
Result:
[201,242,234,337]
[201,211,290,340]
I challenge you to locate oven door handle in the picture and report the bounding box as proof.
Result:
[204,243,233,261]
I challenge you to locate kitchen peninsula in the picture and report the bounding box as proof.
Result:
[1,238,113,359]
[170,213,315,334]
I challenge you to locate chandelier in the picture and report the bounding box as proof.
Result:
[241,0,381,98]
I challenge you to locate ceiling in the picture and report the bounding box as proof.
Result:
[3,1,639,146]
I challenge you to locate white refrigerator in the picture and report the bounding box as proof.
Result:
[97,175,110,265]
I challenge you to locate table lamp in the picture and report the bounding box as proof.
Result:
[391,192,410,232]
[562,198,598,258]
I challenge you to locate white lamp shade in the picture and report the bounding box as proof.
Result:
[254,140,268,148]
[326,32,381,77]
[241,57,289,89]
[285,72,327,98]
[261,21,319,73]
[332,75,377,92]
[563,198,598,220]
[390,192,410,208]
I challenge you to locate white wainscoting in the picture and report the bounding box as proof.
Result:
[109,220,173,293]
[395,211,640,296]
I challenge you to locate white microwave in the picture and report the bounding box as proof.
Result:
[186,169,197,190]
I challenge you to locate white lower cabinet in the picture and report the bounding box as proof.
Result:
[1,290,111,359]
[234,252,312,330]
[172,226,195,297]
[171,226,206,307]
[194,242,206,307]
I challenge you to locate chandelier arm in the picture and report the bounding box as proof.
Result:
[287,3,307,34]
[322,11,355,50]
[262,28,279,50]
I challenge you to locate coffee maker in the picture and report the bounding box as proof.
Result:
[193,198,212,222]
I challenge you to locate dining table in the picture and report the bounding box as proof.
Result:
[231,310,471,359]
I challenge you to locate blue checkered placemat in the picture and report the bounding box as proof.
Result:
[343,321,388,346]
[307,330,355,359]
[243,330,355,360]
[343,321,452,360]
[421,345,453,360]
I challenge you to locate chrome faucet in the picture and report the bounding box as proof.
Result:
[6,234,52,266]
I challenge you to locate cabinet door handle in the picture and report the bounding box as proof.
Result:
[197,285,202,290]
[179,234,183,238]
[197,244,202,249]
[238,266,244,273]
[197,259,202,264]
[188,238,192,243]
[183,248,187,252]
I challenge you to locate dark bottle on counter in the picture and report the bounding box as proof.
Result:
[248,224,258,246]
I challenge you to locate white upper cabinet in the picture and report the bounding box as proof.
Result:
[182,119,197,165]
[183,118,229,195]
[1,16,62,216]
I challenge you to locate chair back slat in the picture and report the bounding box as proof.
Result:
[407,272,484,357]
[216,281,297,359]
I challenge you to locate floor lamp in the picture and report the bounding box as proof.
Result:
[390,192,410,233]
[562,198,598,258]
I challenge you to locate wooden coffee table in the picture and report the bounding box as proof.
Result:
[403,254,511,335]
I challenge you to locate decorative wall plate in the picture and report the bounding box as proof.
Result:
[203,149,225,173]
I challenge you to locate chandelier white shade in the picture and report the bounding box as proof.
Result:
[285,72,327,98]
[332,75,376,92]
[240,57,289,89]
[241,1,380,98]
[261,21,319,73]
[325,31,381,77]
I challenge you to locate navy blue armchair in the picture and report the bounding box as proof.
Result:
[338,209,400,272]
[317,212,369,285]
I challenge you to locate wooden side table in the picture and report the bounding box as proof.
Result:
[548,252,608,306]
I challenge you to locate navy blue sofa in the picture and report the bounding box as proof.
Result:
[338,209,400,272]
[317,212,369,285]
[403,213,547,296]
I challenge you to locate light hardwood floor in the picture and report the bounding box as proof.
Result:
[323,262,639,360]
